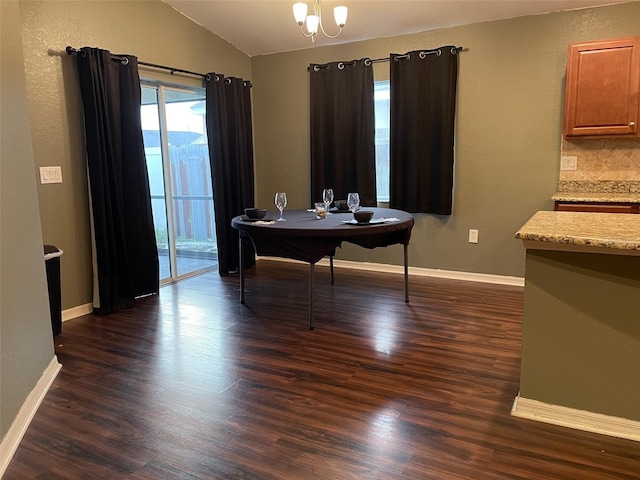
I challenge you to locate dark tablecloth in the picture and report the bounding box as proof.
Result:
[231,207,414,264]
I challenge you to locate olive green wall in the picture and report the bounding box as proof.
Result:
[1,0,56,439]
[521,250,640,421]
[251,2,640,277]
[20,0,251,310]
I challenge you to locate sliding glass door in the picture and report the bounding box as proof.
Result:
[141,83,217,283]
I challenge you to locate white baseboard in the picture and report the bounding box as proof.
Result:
[258,256,525,287]
[62,302,92,322]
[0,356,62,476]
[511,395,640,442]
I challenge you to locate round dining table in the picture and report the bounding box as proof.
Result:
[231,207,415,329]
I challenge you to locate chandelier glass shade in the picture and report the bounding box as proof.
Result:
[293,1,348,42]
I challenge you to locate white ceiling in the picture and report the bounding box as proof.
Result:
[162,0,631,57]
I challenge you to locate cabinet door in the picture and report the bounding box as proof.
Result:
[563,37,639,138]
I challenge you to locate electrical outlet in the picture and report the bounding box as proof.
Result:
[39,166,63,184]
[468,229,479,244]
[560,156,577,171]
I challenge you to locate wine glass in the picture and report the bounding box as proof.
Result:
[322,188,334,215]
[347,192,360,214]
[274,192,287,221]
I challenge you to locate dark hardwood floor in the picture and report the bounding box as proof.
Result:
[5,259,640,479]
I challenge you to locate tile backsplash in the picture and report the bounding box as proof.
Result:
[558,138,640,193]
[560,137,640,182]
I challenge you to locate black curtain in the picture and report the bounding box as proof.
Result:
[74,47,158,314]
[389,47,459,214]
[205,74,255,276]
[309,59,376,206]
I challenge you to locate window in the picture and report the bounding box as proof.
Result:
[374,81,390,203]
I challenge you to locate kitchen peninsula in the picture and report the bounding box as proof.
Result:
[512,210,640,442]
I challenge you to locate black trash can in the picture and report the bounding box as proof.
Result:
[44,245,63,336]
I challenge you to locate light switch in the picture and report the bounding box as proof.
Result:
[39,166,63,184]
[560,156,577,171]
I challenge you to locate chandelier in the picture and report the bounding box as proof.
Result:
[293,1,348,43]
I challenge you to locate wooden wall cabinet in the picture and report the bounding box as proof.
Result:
[563,36,640,138]
[554,202,639,214]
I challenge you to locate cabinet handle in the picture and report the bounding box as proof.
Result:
[631,122,636,127]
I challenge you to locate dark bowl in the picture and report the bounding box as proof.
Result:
[244,208,267,220]
[334,200,349,211]
[354,210,374,223]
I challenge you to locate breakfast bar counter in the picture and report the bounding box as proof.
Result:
[515,210,640,255]
[513,210,640,441]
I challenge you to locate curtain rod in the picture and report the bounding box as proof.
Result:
[65,46,207,79]
[309,46,465,71]
[369,46,465,64]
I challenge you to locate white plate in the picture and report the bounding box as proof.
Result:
[342,218,387,225]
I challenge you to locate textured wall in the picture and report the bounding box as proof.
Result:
[251,2,640,278]
[1,0,56,440]
[521,249,640,421]
[19,0,251,310]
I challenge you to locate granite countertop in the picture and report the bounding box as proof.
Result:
[554,181,640,203]
[552,192,640,203]
[515,210,640,254]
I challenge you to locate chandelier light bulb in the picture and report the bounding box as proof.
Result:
[293,3,308,25]
[306,15,320,35]
[333,5,348,27]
